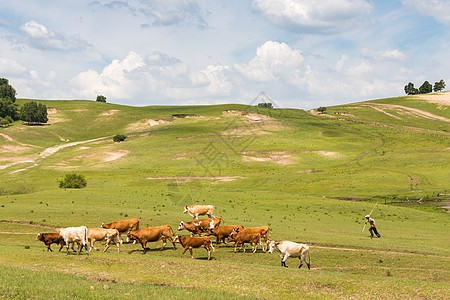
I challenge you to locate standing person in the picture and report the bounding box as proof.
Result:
[365,215,381,238]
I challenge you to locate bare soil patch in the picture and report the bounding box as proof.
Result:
[0,145,30,153]
[416,91,450,106]
[147,176,239,183]
[0,133,14,141]
[300,150,342,159]
[100,109,121,116]
[126,119,169,132]
[242,153,293,165]
[363,103,450,123]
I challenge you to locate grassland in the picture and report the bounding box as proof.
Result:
[0,94,449,299]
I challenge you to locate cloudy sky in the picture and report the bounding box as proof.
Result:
[1,0,449,109]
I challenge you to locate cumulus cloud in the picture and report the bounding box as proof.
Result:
[234,41,304,82]
[361,48,406,61]
[0,58,27,75]
[252,0,373,34]
[71,51,232,102]
[402,0,450,26]
[20,20,89,51]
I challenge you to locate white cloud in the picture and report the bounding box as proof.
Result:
[234,41,304,82]
[0,58,27,75]
[361,48,406,61]
[252,0,373,34]
[402,0,450,26]
[20,20,89,51]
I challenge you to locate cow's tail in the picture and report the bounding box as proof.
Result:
[168,225,175,236]
[219,218,225,225]
[307,249,311,269]
[136,219,140,230]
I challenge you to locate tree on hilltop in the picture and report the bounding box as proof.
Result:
[404,82,418,95]
[96,95,107,102]
[418,81,433,94]
[433,79,446,92]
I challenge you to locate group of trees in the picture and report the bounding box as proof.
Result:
[404,79,446,95]
[0,77,48,126]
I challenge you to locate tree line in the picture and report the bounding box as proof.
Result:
[0,77,48,126]
[404,79,446,95]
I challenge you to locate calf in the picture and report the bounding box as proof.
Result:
[57,226,89,255]
[87,228,120,253]
[204,225,244,247]
[178,218,224,236]
[126,225,176,254]
[228,231,262,253]
[101,218,140,244]
[183,205,216,219]
[268,240,311,269]
[230,226,271,251]
[36,233,65,252]
[172,235,214,260]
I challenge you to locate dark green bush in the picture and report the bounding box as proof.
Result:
[59,174,87,189]
[113,134,127,142]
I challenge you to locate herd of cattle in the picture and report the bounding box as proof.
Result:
[36,205,311,269]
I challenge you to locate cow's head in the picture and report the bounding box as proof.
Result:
[183,206,188,214]
[231,227,240,234]
[36,233,44,241]
[267,241,277,253]
[177,222,184,231]
[172,235,181,243]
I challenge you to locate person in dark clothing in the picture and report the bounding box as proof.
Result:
[365,215,381,238]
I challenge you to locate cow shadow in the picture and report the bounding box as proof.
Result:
[127,247,177,254]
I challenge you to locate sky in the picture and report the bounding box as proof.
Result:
[0,0,449,109]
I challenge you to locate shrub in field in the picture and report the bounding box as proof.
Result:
[59,174,87,189]
[113,134,127,142]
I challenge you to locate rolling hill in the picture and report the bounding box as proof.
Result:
[0,93,449,298]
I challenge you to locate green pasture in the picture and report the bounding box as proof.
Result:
[1,95,449,298]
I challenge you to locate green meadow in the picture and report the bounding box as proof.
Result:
[0,94,449,299]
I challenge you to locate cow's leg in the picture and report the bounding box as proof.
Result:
[89,239,96,252]
[168,237,177,249]
[181,247,188,258]
[113,237,120,253]
[206,246,211,260]
[103,238,111,252]
[84,243,89,255]
[282,254,289,267]
[142,241,147,254]
[233,242,238,253]
[47,244,53,252]
[65,242,70,255]
[58,242,64,252]
[118,233,124,244]
[189,248,194,259]
[160,238,167,251]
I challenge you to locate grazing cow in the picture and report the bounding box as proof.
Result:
[183,205,216,220]
[57,226,89,255]
[126,225,176,254]
[36,233,65,252]
[228,231,263,253]
[204,225,244,247]
[87,228,120,253]
[101,218,140,244]
[177,218,224,236]
[268,240,311,269]
[230,226,271,251]
[172,235,214,260]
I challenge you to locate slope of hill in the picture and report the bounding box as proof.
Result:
[0,94,449,298]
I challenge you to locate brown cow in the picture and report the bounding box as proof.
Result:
[126,225,176,254]
[36,233,65,252]
[204,225,244,247]
[183,205,215,219]
[230,226,271,252]
[177,218,224,236]
[228,231,263,253]
[87,228,120,253]
[101,218,140,244]
[172,235,215,260]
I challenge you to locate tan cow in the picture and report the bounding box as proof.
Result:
[177,218,224,236]
[101,218,140,244]
[183,205,215,219]
[228,231,262,253]
[87,228,120,253]
[126,225,176,254]
[204,225,244,247]
[172,235,215,260]
[230,226,271,252]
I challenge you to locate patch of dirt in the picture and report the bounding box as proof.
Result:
[416,91,450,106]
[147,176,239,183]
[334,112,356,117]
[245,113,271,122]
[309,110,335,117]
[126,119,169,132]
[300,151,342,159]
[0,145,30,153]
[363,103,450,123]
[47,107,57,114]
[242,154,293,165]
[100,109,121,116]
[57,149,131,167]
[47,117,71,124]
[222,110,247,116]
[0,133,14,141]
[297,169,323,173]
[0,220,58,229]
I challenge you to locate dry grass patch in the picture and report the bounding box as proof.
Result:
[55,149,131,168]
[126,119,170,132]
[241,151,294,165]
[416,91,450,106]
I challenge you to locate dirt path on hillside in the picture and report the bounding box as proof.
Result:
[362,103,450,123]
[3,136,111,174]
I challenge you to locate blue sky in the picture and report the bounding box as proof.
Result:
[0,0,449,109]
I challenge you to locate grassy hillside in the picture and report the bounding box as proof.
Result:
[1,94,449,299]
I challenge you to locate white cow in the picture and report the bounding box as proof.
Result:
[87,228,120,253]
[183,205,215,219]
[57,226,89,256]
[268,240,310,269]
